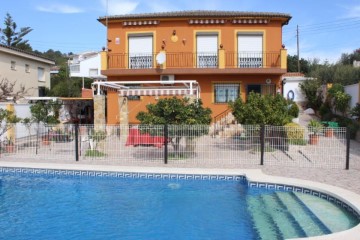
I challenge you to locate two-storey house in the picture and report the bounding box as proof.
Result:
[97,11,291,124]
[0,44,55,98]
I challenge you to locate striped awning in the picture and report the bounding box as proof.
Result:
[118,88,197,96]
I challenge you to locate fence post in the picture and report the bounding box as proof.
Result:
[75,124,79,161]
[260,125,265,165]
[164,124,168,164]
[345,127,350,170]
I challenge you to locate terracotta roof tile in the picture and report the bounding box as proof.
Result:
[98,10,291,24]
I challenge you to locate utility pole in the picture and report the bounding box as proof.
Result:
[297,25,300,73]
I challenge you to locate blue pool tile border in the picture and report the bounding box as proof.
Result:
[0,167,247,182]
[248,181,360,220]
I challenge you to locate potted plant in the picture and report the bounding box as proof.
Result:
[308,120,323,145]
[322,122,337,138]
[4,137,15,153]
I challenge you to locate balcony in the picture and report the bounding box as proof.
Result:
[104,50,286,75]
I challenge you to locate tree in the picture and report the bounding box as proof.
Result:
[299,78,323,110]
[0,13,33,50]
[136,97,212,156]
[287,54,310,74]
[339,49,360,65]
[0,77,29,102]
[29,101,61,125]
[229,92,296,126]
[0,109,21,140]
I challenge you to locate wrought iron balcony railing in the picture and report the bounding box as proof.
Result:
[107,51,281,69]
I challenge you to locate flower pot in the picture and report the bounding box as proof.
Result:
[325,128,334,138]
[309,134,319,145]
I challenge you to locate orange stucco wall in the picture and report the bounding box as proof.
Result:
[107,19,283,55]
[106,74,281,124]
[104,17,286,124]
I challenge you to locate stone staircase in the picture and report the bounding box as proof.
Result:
[210,111,243,137]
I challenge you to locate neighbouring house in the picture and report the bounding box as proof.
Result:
[96,10,291,124]
[68,51,106,80]
[353,60,360,68]
[282,72,307,104]
[0,44,55,98]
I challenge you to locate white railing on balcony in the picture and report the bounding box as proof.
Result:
[238,52,263,68]
[197,52,218,68]
[129,54,153,69]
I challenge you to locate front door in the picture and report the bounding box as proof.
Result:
[247,84,261,95]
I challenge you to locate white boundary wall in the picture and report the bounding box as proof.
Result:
[345,83,359,109]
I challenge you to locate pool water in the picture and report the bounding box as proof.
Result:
[0,173,358,240]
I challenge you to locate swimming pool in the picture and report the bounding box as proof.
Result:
[0,167,359,239]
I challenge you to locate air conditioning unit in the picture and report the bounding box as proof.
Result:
[160,75,175,85]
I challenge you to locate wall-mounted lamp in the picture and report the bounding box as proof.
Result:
[162,39,166,45]
[281,78,287,95]
[107,39,112,43]
[172,30,176,36]
[219,44,223,49]
[182,38,186,45]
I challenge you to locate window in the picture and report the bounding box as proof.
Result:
[25,64,30,73]
[237,34,263,68]
[38,87,46,97]
[89,68,98,77]
[214,83,240,103]
[196,34,218,68]
[128,35,153,69]
[11,61,16,70]
[38,67,45,82]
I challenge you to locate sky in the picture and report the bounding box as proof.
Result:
[1,0,359,63]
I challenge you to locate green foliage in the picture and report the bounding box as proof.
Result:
[0,109,21,138]
[350,103,360,121]
[230,92,294,126]
[335,115,360,139]
[339,49,360,65]
[287,55,310,74]
[29,101,61,125]
[89,129,107,142]
[137,97,212,125]
[299,79,323,110]
[85,149,106,157]
[333,91,351,115]
[307,120,323,135]
[0,13,33,50]
[319,103,333,121]
[327,83,344,97]
[137,97,212,155]
[287,101,299,118]
[285,122,305,144]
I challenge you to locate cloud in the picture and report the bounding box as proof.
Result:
[346,5,360,18]
[36,3,84,14]
[101,0,138,15]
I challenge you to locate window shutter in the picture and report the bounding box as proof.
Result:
[129,36,153,55]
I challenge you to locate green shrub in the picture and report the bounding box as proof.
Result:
[285,122,306,145]
[288,101,299,118]
[335,115,360,139]
[85,149,106,157]
[319,103,333,121]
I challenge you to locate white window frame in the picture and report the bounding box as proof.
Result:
[237,33,263,68]
[214,83,240,103]
[38,67,45,82]
[196,33,218,68]
[128,34,153,69]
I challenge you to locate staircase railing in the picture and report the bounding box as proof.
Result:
[212,108,233,137]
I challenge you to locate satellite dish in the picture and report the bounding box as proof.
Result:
[156,52,166,64]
